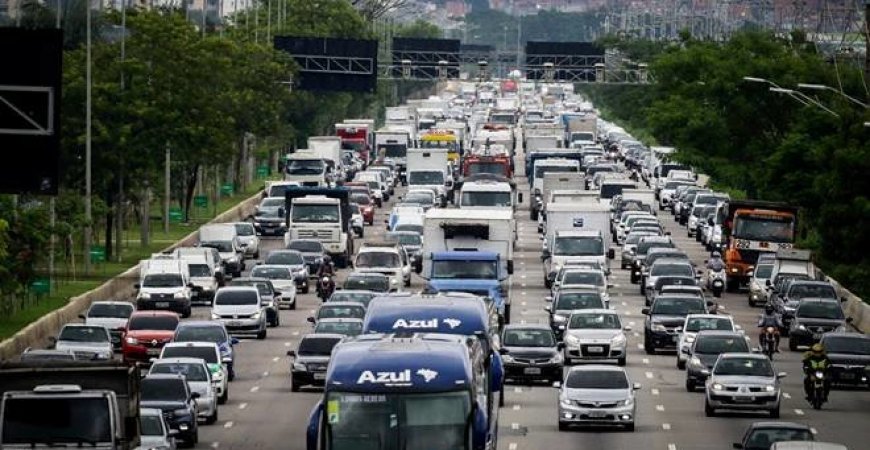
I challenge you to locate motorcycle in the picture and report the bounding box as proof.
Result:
[706,267,726,298]
[806,370,828,410]
[316,276,335,302]
[760,327,778,360]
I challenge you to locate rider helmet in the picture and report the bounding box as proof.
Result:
[764,304,774,314]
[811,343,825,355]
[711,251,721,258]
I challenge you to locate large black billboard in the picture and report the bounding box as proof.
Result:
[274,36,378,92]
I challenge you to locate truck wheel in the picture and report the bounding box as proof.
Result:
[504,304,512,325]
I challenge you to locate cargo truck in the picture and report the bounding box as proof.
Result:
[284,187,355,268]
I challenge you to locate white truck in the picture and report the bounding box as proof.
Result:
[539,172,588,231]
[136,258,194,317]
[422,208,516,275]
[406,147,450,206]
[542,201,614,282]
[374,127,413,174]
[283,187,354,268]
[284,150,329,187]
[307,136,343,180]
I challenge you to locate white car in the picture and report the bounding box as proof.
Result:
[562,309,629,366]
[353,244,411,288]
[233,222,259,258]
[137,408,177,450]
[160,341,229,404]
[52,324,114,361]
[211,286,268,339]
[250,265,297,310]
[80,301,134,348]
[149,357,219,424]
[675,314,742,370]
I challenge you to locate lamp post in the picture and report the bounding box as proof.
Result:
[743,76,810,106]
[768,87,840,117]
[84,0,93,275]
[796,83,869,109]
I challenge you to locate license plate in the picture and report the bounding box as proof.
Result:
[227,321,241,327]
[314,373,326,380]
[672,335,679,342]
[147,348,161,356]
[155,302,169,308]
[587,411,606,418]
[524,368,542,375]
[734,396,754,403]
[840,372,856,380]
[587,346,604,353]
[812,333,822,340]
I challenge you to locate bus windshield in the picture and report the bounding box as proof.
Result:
[325,391,471,450]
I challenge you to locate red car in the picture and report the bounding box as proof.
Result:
[351,193,375,225]
[121,310,180,364]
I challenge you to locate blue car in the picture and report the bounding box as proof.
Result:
[173,320,239,380]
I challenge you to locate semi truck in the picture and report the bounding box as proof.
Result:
[0,361,141,449]
[284,187,354,268]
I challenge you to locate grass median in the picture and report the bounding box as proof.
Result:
[0,180,273,341]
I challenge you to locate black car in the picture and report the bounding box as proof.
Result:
[631,236,675,284]
[647,276,701,307]
[819,332,870,387]
[287,333,344,392]
[326,290,379,308]
[788,298,849,351]
[643,295,707,354]
[140,374,199,447]
[685,330,751,391]
[252,207,286,236]
[733,421,814,450]
[499,324,564,384]
[779,280,838,331]
[228,277,281,327]
[264,249,310,293]
[286,239,327,277]
[343,273,391,293]
[544,289,607,338]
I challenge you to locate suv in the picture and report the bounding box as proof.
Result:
[140,374,199,446]
[135,259,195,318]
[51,324,113,361]
[286,333,344,392]
[788,299,849,351]
[122,311,180,364]
[643,294,707,354]
[79,301,134,349]
[353,242,411,288]
[173,321,239,381]
[211,286,268,340]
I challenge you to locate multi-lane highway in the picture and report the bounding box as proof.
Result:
[182,131,868,450]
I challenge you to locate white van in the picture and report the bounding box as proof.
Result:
[136,258,195,317]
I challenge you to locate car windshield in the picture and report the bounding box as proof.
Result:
[823,336,870,355]
[638,241,674,255]
[128,316,178,331]
[351,194,372,206]
[395,224,424,234]
[561,271,604,287]
[664,181,692,189]
[405,193,434,205]
[141,379,187,402]
[140,414,164,436]
[88,303,133,319]
[188,263,211,277]
[565,370,629,389]
[789,284,837,300]
[315,321,363,336]
[746,428,813,449]
[142,273,184,288]
[393,234,421,246]
[328,292,377,306]
[151,363,209,382]
[356,252,400,268]
[461,192,512,207]
[344,277,389,292]
[694,336,748,354]
[555,292,604,310]
[468,162,507,175]
[58,326,108,342]
[733,215,795,243]
[318,306,365,320]
[797,302,844,320]
[553,237,603,256]
[1,397,112,444]
[234,223,255,236]
[685,318,733,332]
[230,280,273,296]
[408,171,444,185]
[292,205,339,223]
[651,263,694,277]
[713,357,773,377]
[266,251,305,265]
[215,291,259,306]
[431,260,497,280]
[651,298,705,315]
[251,267,292,280]
[286,158,325,175]
[503,329,555,347]
[298,337,342,356]
[569,313,621,329]
[161,346,218,364]
[260,198,285,208]
[535,165,577,178]
[200,240,234,253]
[174,326,226,343]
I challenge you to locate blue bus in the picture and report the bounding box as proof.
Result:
[306,333,493,450]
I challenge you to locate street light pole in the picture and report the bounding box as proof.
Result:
[769,87,841,117]
[796,83,869,109]
[84,0,93,275]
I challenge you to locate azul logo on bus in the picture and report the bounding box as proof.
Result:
[391,318,462,329]
[356,369,440,384]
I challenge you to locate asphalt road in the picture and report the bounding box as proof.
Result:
[178,132,869,450]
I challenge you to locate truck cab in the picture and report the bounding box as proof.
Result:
[543,230,613,287]
[135,258,195,318]
[353,242,411,289]
[422,251,511,325]
[458,178,519,212]
[285,151,329,187]
[284,187,354,268]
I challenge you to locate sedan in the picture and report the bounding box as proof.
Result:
[313,318,364,337]
[51,324,114,361]
[545,289,607,338]
[676,314,739,370]
[287,333,344,392]
[139,407,178,450]
[307,302,367,325]
[685,330,752,391]
[733,421,815,450]
[820,332,870,387]
[500,324,564,384]
[562,309,629,366]
[263,249,309,293]
[250,265,297,310]
[556,365,640,431]
[149,357,218,425]
[705,353,786,417]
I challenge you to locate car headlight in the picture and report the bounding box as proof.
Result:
[173,291,186,299]
[139,293,151,300]
[616,397,634,407]
[690,356,702,367]
[550,353,564,364]
[651,323,667,332]
[125,337,138,345]
[565,335,581,346]
[252,310,262,320]
[559,397,574,407]
[211,312,221,320]
[227,256,239,263]
[173,409,192,417]
[501,354,514,363]
[293,362,306,371]
[798,324,806,331]
[611,334,627,346]
[212,370,224,381]
[685,335,696,344]
[553,314,567,323]
[764,385,776,392]
[711,383,724,391]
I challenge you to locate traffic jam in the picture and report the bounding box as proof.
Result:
[2,79,866,450]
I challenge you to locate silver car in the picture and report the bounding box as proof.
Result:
[556,365,640,431]
[250,265,297,310]
[52,324,114,360]
[211,286,268,339]
[705,353,786,418]
[81,301,134,348]
[137,407,177,450]
[160,342,229,405]
[562,309,629,366]
[233,222,260,258]
[149,357,219,424]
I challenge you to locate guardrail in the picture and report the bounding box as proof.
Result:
[828,276,868,334]
[0,192,264,362]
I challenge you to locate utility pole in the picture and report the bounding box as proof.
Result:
[865,0,869,81]
[164,144,170,233]
[84,0,93,275]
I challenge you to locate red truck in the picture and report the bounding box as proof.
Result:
[462,154,513,178]
[336,121,372,165]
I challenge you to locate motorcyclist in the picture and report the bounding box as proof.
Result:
[757,304,783,351]
[317,275,336,301]
[802,343,832,402]
[706,251,725,271]
[316,256,335,279]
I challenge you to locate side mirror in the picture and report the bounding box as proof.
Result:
[776,372,787,379]
[133,283,141,290]
[765,279,772,287]
[845,317,854,323]
[632,383,642,390]
[78,314,86,321]
[623,326,632,331]
[498,347,509,355]
[556,342,565,350]
[607,248,615,259]
[544,305,552,312]
[168,429,179,437]
[841,297,848,303]
[230,337,240,345]
[552,381,562,388]
[191,392,201,399]
[517,193,523,203]
[732,444,744,449]
[286,350,297,358]
[545,296,553,302]
[641,307,650,315]
[307,316,316,324]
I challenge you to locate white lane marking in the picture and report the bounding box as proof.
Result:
[263,371,270,377]
[520,320,527,324]
[637,343,644,350]
[521,292,527,296]
[662,423,671,430]
[512,404,521,411]
[628,321,635,327]
[521,301,527,306]
[509,444,518,450]
[224,421,234,429]
[621,301,627,306]
[795,409,805,416]
[272,357,280,362]
[521,275,527,279]
[520,261,525,265]
[511,423,520,430]
[656,404,665,412]
[292,331,300,336]
[645,371,654,379]
[642,358,650,365]
[810,428,817,435]
[782,392,791,399]
[211,443,220,449]
[521,283,527,287]
[668,444,677,450]
[250,386,260,393]
[633,332,640,338]
[514,387,523,393]
[623,311,632,316]
[651,388,660,396]
[239,403,248,410]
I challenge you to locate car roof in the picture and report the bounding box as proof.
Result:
[90,301,134,306]
[216,286,260,293]
[718,352,765,360]
[556,288,603,295]
[569,308,617,315]
[566,364,626,373]
[152,357,208,366]
[695,330,743,338]
[503,323,553,332]
[139,407,163,416]
[300,332,346,341]
[163,341,219,349]
[143,373,187,382]
[131,310,179,318]
[686,314,730,320]
[331,290,378,295]
[176,320,225,329]
[316,318,364,323]
[320,302,366,308]
[650,258,693,266]
[821,331,869,341]
[747,421,812,431]
[347,272,388,279]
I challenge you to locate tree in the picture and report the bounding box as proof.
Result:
[394,19,442,39]
[351,0,409,22]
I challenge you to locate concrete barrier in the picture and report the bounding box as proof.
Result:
[827,276,869,334]
[0,191,263,361]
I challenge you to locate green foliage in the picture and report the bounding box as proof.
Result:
[582,31,870,299]
[394,19,443,39]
